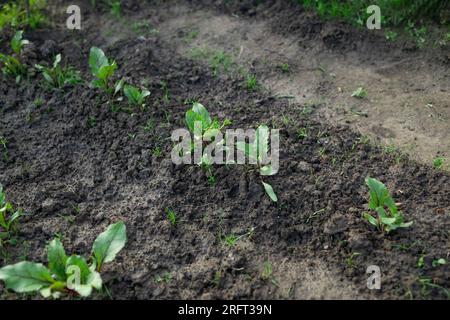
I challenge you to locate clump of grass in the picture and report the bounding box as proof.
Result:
[246,74,258,92]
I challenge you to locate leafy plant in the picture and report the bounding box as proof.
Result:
[363,177,413,233]
[11,30,29,55]
[433,157,444,169]
[246,74,258,92]
[165,208,177,226]
[0,184,23,245]
[351,87,367,98]
[123,84,150,107]
[237,124,278,202]
[35,54,82,88]
[0,30,29,80]
[89,47,119,95]
[0,222,126,298]
[109,0,121,18]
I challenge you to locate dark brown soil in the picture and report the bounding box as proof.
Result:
[0,0,449,299]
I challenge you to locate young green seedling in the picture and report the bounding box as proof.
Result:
[237,124,278,202]
[351,87,368,99]
[0,222,126,298]
[0,30,29,81]
[363,177,413,233]
[123,84,150,108]
[184,103,231,182]
[165,208,177,226]
[11,30,29,55]
[0,184,23,245]
[35,54,82,88]
[89,47,121,96]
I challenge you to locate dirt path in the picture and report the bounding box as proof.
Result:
[154,2,450,169]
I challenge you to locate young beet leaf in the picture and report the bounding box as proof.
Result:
[0,184,23,244]
[11,30,29,55]
[0,261,55,294]
[89,47,118,94]
[0,31,29,81]
[363,177,413,233]
[92,221,127,272]
[35,54,82,88]
[0,222,126,298]
[237,124,278,202]
[124,84,150,107]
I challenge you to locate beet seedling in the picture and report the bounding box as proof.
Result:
[89,47,120,96]
[0,222,126,298]
[0,31,28,81]
[35,54,82,88]
[237,124,278,202]
[363,177,413,233]
[124,84,150,108]
[0,184,23,246]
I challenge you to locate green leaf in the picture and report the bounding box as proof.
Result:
[192,102,211,127]
[89,47,109,76]
[185,109,203,133]
[365,177,390,209]
[92,222,127,271]
[66,255,91,283]
[0,261,54,293]
[260,165,275,176]
[124,84,140,104]
[97,62,117,82]
[255,124,269,163]
[363,212,379,227]
[53,54,62,69]
[262,182,278,202]
[114,78,125,96]
[47,239,67,281]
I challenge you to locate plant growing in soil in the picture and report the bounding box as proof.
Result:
[0,30,28,81]
[123,84,150,108]
[363,177,413,233]
[89,47,120,96]
[246,74,258,92]
[433,157,444,169]
[0,222,126,298]
[237,124,278,202]
[0,184,23,246]
[35,54,82,88]
[351,87,367,99]
[165,208,177,226]
[0,136,8,161]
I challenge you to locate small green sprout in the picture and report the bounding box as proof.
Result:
[11,30,29,55]
[432,258,447,267]
[351,87,368,99]
[35,54,82,88]
[280,63,290,73]
[109,0,121,18]
[0,31,29,80]
[165,208,177,226]
[0,222,126,298]
[123,84,150,107]
[223,234,238,247]
[237,124,278,202]
[0,184,23,246]
[363,177,413,233]
[297,127,308,139]
[385,30,398,41]
[433,157,444,169]
[246,74,258,92]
